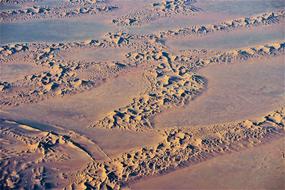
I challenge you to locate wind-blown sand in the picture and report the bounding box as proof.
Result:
[0,59,44,82]
[166,23,285,51]
[1,0,284,189]
[155,56,285,128]
[5,68,149,128]
[130,137,285,190]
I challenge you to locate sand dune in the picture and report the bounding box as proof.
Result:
[155,56,285,128]
[0,0,284,189]
[131,137,285,190]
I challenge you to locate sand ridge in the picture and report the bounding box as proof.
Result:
[90,40,285,130]
[157,9,285,39]
[76,108,285,189]
[0,0,118,23]
[113,0,201,27]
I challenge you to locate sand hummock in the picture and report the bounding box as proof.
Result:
[1,0,284,189]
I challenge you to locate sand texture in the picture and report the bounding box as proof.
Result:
[0,0,284,189]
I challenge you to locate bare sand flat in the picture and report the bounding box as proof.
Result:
[155,56,285,128]
[130,137,285,190]
[0,61,44,82]
[58,46,132,62]
[0,16,115,44]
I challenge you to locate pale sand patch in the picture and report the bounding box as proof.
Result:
[77,127,164,157]
[130,137,285,190]
[0,58,44,83]
[154,56,285,128]
[0,15,114,44]
[57,46,131,62]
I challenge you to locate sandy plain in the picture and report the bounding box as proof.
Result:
[0,0,284,189]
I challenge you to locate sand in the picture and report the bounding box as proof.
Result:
[0,57,45,82]
[6,68,150,128]
[155,56,285,128]
[57,46,132,62]
[0,0,284,189]
[166,23,285,51]
[131,137,285,190]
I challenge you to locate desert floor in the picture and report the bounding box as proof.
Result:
[0,0,284,189]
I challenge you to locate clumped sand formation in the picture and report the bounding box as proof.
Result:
[179,41,285,70]
[0,32,145,107]
[152,0,199,13]
[1,0,285,189]
[77,108,285,189]
[0,121,74,189]
[0,28,177,108]
[91,40,285,130]
[92,43,207,130]
[0,118,110,189]
[113,0,200,26]
[0,81,11,91]
[0,43,29,57]
[158,10,285,38]
[0,0,117,22]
